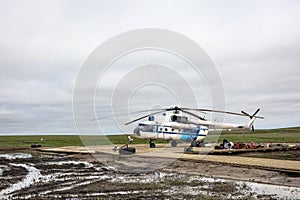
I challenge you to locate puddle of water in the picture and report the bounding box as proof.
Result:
[244,181,300,199]
[187,175,300,199]
[112,172,167,183]
[191,176,300,199]
[39,174,111,196]
[98,166,117,171]
[39,155,55,159]
[112,173,300,199]
[0,153,32,160]
[46,161,94,168]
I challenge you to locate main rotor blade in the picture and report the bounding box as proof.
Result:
[91,108,165,121]
[92,106,264,123]
[180,107,206,114]
[194,108,249,117]
[181,110,206,121]
[124,110,164,125]
[184,107,264,119]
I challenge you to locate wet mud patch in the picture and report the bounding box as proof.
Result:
[0,149,299,199]
[2,166,28,177]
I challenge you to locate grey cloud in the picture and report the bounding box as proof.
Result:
[0,0,300,134]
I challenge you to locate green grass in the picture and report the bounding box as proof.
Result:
[205,126,300,143]
[0,134,168,148]
[0,135,83,148]
[0,126,299,148]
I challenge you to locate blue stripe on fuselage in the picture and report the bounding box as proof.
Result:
[180,134,192,140]
[161,132,206,141]
[162,131,206,136]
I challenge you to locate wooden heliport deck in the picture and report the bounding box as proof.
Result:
[38,143,300,173]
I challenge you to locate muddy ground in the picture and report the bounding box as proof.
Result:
[0,148,299,200]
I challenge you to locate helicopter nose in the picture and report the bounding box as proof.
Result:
[133,128,140,136]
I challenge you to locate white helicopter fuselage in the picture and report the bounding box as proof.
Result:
[133,120,209,142]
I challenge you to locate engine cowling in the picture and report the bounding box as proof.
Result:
[170,115,177,121]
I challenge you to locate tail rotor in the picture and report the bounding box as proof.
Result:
[241,108,261,131]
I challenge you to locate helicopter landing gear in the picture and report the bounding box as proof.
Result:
[191,140,200,147]
[171,140,177,147]
[149,140,156,148]
[150,143,156,148]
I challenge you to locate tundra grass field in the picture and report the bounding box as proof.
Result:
[205,127,300,144]
[0,127,299,148]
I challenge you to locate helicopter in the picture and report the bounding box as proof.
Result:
[95,106,264,148]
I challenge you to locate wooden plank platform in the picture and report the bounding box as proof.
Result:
[37,144,300,173]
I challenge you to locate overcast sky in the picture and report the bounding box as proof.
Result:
[0,0,300,135]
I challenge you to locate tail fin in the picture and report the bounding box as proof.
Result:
[246,117,256,131]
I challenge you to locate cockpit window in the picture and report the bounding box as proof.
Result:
[137,124,155,132]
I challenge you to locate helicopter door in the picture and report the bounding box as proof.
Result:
[157,126,164,139]
[153,125,157,132]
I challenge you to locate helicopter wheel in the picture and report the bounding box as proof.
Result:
[171,140,177,147]
[149,143,156,148]
[191,140,198,147]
